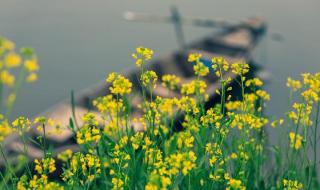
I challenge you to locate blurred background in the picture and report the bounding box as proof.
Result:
[0,0,319,120]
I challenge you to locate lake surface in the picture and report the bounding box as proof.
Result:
[0,0,320,121]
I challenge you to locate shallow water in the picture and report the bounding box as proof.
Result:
[0,0,319,121]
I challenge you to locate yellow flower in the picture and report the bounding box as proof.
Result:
[57,149,73,162]
[76,113,101,144]
[181,80,207,96]
[112,177,124,190]
[227,178,245,190]
[283,179,303,190]
[193,62,209,77]
[245,78,263,87]
[1,38,15,50]
[301,89,319,104]
[5,52,21,68]
[0,120,11,142]
[132,46,154,67]
[289,132,303,150]
[12,116,31,135]
[212,57,230,78]
[271,119,284,128]
[230,153,238,159]
[188,53,201,62]
[130,132,144,150]
[93,95,124,116]
[145,184,158,190]
[161,176,171,188]
[106,72,117,82]
[62,152,101,185]
[106,73,132,96]
[17,175,28,190]
[26,72,38,82]
[286,77,302,91]
[0,70,15,86]
[24,58,39,72]
[140,70,158,88]
[34,157,56,174]
[162,74,180,90]
[231,62,249,76]
[44,182,64,190]
[256,90,270,101]
[209,174,221,181]
[157,97,179,117]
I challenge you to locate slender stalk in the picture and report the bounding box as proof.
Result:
[0,171,9,190]
[0,144,17,187]
[21,134,32,177]
[290,106,303,170]
[313,101,320,177]
[42,123,47,156]
[6,68,27,118]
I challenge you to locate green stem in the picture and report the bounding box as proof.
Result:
[0,171,9,190]
[21,134,32,177]
[6,68,27,118]
[0,144,17,187]
[42,123,47,156]
[313,101,320,177]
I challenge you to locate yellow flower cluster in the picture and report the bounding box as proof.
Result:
[156,97,180,117]
[76,113,101,144]
[188,53,210,77]
[271,118,284,128]
[187,53,201,62]
[200,108,223,127]
[165,151,197,176]
[161,74,180,90]
[181,79,207,95]
[130,132,144,150]
[212,56,230,78]
[109,138,131,190]
[287,77,302,91]
[0,36,39,87]
[230,113,269,130]
[17,157,63,190]
[132,46,154,67]
[34,157,56,174]
[245,77,263,87]
[301,72,320,104]
[12,116,31,135]
[231,62,250,76]
[287,103,313,127]
[141,70,158,88]
[93,94,124,117]
[283,179,303,190]
[10,46,320,190]
[256,89,270,101]
[57,149,73,162]
[5,52,21,68]
[226,178,245,190]
[106,72,132,96]
[34,116,61,135]
[193,62,209,77]
[289,132,303,150]
[17,175,64,190]
[0,70,15,86]
[171,131,194,150]
[62,152,101,185]
[0,117,11,142]
[206,143,223,167]
[179,96,198,113]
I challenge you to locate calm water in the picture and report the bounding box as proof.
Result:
[0,0,320,120]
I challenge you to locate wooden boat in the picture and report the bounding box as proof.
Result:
[1,17,267,166]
